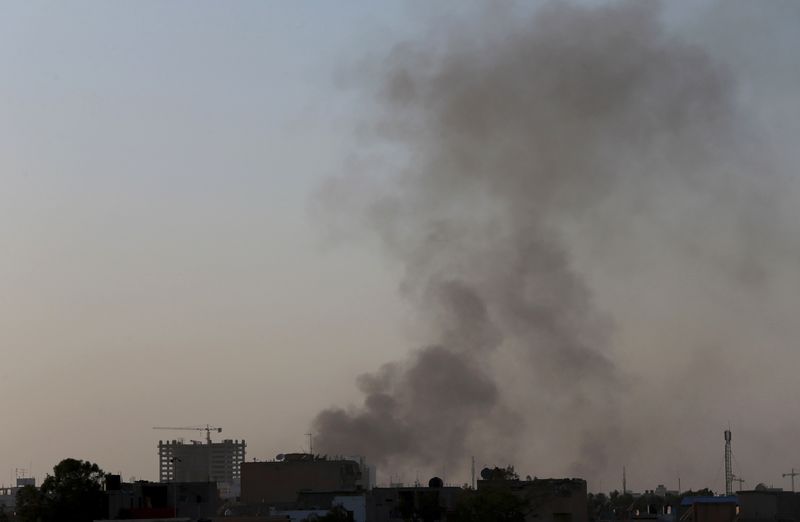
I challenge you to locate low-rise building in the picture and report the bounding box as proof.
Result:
[0,477,36,511]
[104,475,219,520]
[368,482,463,522]
[241,454,367,506]
[738,487,800,522]
[678,496,738,522]
[477,477,589,522]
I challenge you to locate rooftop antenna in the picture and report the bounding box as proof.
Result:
[783,468,799,493]
[725,429,733,496]
[623,466,627,494]
[306,433,313,456]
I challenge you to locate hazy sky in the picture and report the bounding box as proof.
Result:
[2,0,799,493]
[0,0,420,484]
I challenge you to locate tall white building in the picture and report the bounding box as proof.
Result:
[158,439,245,491]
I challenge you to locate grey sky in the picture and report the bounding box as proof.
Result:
[0,0,417,484]
[1,0,799,493]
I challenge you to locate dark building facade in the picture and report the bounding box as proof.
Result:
[738,489,800,522]
[158,439,245,485]
[368,485,464,522]
[477,477,589,522]
[241,454,364,505]
[104,476,219,520]
[678,496,738,522]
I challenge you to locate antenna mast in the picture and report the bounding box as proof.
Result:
[623,466,627,494]
[306,433,313,455]
[783,468,799,493]
[724,429,733,496]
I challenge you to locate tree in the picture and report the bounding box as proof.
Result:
[16,485,49,522]
[587,492,611,521]
[17,458,106,522]
[485,466,520,481]
[609,491,634,508]
[453,487,528,522]
[681,488,715,498]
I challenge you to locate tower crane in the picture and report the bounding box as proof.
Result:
[153,424,222,444]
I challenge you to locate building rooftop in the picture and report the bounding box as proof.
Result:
[681,496,738,506]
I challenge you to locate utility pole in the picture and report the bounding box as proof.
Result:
[471,456,475,489]
[623,466,627,495]
[306,433,313,456]
[783,468,799,493]
[732,475,745,492]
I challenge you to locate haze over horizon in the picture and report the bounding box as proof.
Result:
[2,0,800,494]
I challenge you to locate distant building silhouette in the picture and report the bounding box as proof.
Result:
[477,476,589,522]
[158,438,245,498]
[0,476,36,511]
[241,453,370,506]
[678,496,738,522]
[368,482,463,522]
[738,487,800,522]
[102,475,219,520]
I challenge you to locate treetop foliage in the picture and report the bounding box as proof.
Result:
[17,458,106,522]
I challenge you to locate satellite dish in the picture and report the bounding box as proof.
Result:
[276,454,285,461]
[480,467,492,480]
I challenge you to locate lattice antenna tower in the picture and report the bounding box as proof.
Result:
[724,429,733,496]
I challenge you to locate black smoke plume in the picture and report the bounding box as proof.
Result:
[312,0,793,485]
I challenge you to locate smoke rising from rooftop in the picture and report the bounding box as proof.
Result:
[312,0,799,486]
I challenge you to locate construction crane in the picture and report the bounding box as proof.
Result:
[153,424,222,444]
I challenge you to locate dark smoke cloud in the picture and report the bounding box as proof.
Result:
[312,0,796,486]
